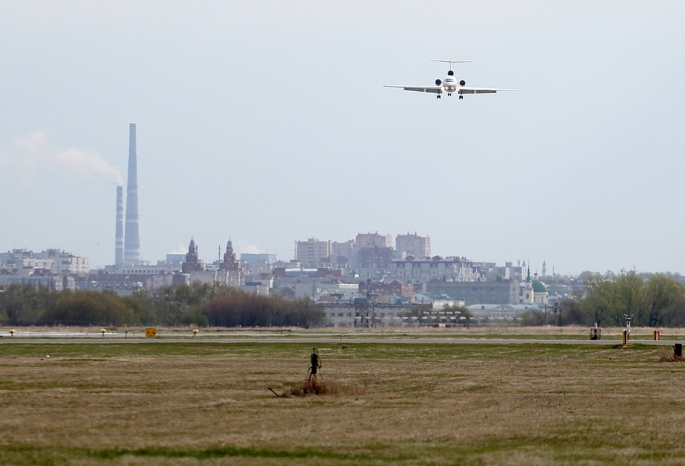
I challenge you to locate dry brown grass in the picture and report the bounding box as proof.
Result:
[1,341,685,465]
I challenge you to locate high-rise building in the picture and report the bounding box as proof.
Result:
[124,123,141,264]
[395,232,431,258]
[115,186,124,265]
[295,238,332,266]
[331,240,355,266]
[355,232,392,248]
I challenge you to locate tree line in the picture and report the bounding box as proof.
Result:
[0,282,325,328]
[520,272,685,327]
[5,271,685,328]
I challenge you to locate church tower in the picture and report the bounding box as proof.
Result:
[182,238,205,273]
[221,239,243,273]
[520,264,534,304]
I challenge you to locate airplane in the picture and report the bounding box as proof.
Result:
[384,59,515,99]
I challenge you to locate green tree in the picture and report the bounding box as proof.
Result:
[640,275,685,327]
[121,290,156,325]
[46,290,135,325]
[559,298,589,326]
[581,274,614,326]
[0,284,55,325]
[520,310,545,326]
[611,271,643,325]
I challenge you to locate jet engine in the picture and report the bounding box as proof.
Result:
[447,70,454,76]
[435,79,442,86]
[460,80,466,86]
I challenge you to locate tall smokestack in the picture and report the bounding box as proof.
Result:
[115,186,124,265]
[124,123,141,264]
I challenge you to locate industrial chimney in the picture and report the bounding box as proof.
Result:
[124,123,141,264]
[115,186,124,265]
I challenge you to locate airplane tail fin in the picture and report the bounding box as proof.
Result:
[431,59,471,70]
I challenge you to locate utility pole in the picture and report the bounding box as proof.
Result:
[624,314,633,342]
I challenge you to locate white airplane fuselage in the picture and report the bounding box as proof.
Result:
[442,76,458,94]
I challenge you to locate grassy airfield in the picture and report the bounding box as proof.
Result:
[1,339,685,465]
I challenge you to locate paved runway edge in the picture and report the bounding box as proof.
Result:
[1,337,679,345]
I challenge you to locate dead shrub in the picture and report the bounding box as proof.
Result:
[280,377,337,397]
[657,346,683,362]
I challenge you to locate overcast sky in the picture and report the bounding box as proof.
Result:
[1,1,684,275]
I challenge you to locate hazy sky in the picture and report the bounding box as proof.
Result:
[1,1,684,275]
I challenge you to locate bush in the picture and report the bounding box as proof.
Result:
[42,290,135,326]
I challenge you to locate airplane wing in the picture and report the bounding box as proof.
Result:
[458,87,516,95]
[384,85,442,94]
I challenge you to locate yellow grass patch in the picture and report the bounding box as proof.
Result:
[1,341,685,465]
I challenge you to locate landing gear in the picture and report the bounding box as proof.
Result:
[459,95,463,100]
[448,93,452,97]
[437,94,441,99]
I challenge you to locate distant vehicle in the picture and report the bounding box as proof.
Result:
[384,59,515,99]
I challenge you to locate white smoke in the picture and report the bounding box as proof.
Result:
[171,244,189,254]
[235,240,262,254]
[15,131,123,185]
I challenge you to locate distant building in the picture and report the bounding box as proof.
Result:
[357,246,394,279]
[468,303,545,320]
[104,263,174,275]
[425,279,519,305]
[165,253,186,264]
[490,262,526,282]
[331,240,355,267]
[0,274,64,291]
[218,240,245,287]
[395,233,431,259]
[392,256,483,284]
[321,302,409,328]
[520,268,549,305]
[46,249,90,274]
[359,280,414,297]
[0,248,89,274]
[356,232,392,248]
[182,238,205,273]
[240,253,276,274]
[296,238,332,267]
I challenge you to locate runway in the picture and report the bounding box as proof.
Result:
[0,335,679,346]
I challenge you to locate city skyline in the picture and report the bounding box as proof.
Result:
[1,2,684,274]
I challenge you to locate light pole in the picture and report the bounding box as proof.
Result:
[554,302,559,327]
[624,314,633,342]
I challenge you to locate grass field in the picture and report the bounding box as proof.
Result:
[1,340,685,465]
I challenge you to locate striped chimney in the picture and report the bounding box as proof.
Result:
[123,123,141,264]
[115,186,124,265]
